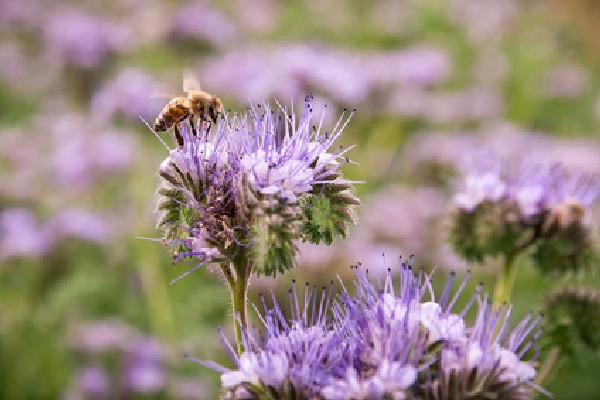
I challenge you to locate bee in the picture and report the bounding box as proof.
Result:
[153,68,223,147]
[541,201,585,236]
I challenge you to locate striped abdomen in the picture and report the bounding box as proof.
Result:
[153,98,190,132]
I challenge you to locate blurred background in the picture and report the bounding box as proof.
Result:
[1,0,600,398]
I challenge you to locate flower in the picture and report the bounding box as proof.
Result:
[193,259,546,399]
[191,281,344,400]
[450,153,600,269]
[124,338,166,394]
[454,154,600,221]
[43,9,131,69]
[154,96,359,278]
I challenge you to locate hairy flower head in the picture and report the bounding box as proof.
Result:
[451,154,600,270]
[153,96,360,279]
[192,258,547,399]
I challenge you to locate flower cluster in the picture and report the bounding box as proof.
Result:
[195,260,546,400]
[154,96,359,278]
[450,154,600,272]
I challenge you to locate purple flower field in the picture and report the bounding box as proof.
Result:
[1,0,600,399]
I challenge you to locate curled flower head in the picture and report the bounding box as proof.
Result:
[153,96,360,279]
[194,259,547,399]
[544,285,600,356]
[450,154,600,271]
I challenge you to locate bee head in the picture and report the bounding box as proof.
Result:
[208,96,223,123]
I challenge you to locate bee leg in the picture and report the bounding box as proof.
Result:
[199,114,212,137]
[174,123,184,147]
[188,115,198,137]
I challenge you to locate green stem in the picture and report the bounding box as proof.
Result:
[536,347,560,386]
[223,254,250,356]
[232,268,248,355]
[493,251,519,304]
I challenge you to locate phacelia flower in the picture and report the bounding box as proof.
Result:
[193,259,547,399]
[450,154,600,271]
[190,281,344,400]
[154,96,360,279]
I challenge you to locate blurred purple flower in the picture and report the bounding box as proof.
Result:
[124,338,166,394]
[399,127,600,184]
[0,42,29,83]
[371,46,452,87]
[71,320,134,353]
[0,0,43,31]
[45,209,110,244]
[450,151,600,268]
[0,208,50,260]
[230,0,279,34]
[169,3,237,47]
[345,186,462,272]
[454,154,600,218]
[91,68,165,122]
[202,44,450,105]
[49,115,135,188]
[43,9,132,69]
[543,64,589,99]
[387,86,503,122]
[78,366,110,399]
[449,0,519,43]
[0,207,113,261]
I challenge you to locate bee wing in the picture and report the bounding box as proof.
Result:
[182,68,202,93]
[150,80,178,99]
[151,93,178,99]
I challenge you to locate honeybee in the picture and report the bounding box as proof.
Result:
[153,69,223,147]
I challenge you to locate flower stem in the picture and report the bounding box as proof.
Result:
[232,270,249,355]
[536,347,561,386]
[224,254,250,356]
[493,251,519,304]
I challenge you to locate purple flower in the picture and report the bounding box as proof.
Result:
[45,209,109,244]
[169,3,237,47]
[91,68,165,123]
[543,64,589,99]
[154,96,359,278]
[0,208,50,260]
[71,320,134,353]
[124,338,166,394]
[78,366,110,398]
[450,153,600,267]
[201,44,450,106]
[43,10,131,69]
[454,154,600,218]
[191,281,343,399]
[49,115,136,188]
[193,259,546,399]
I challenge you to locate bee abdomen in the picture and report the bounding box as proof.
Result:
[154,98,190,132]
